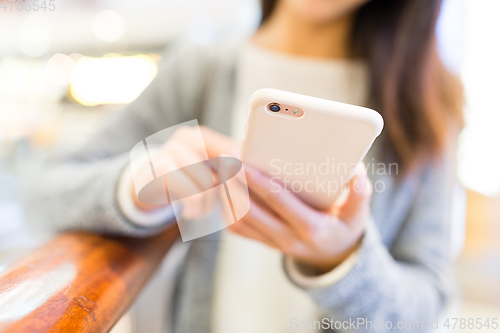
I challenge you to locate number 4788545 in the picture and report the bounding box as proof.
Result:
[0,0,56,11]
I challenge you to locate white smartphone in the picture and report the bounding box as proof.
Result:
[240,88,384,210]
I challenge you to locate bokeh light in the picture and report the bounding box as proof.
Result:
[92,10,126,42]
[45,54,76,86]
[70,55,157,106]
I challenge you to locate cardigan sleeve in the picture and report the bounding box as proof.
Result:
[284,156,457,332]
[24,39,212,237]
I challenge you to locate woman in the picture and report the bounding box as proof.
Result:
[28,0,463,332]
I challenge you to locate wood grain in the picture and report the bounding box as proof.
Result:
[0,226,179,333]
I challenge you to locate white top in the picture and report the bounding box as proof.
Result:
[213,42,368,333]
[117,41,369,333]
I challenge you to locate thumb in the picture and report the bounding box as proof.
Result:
[338,163,372,224]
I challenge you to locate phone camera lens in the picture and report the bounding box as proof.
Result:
[269,103,281,112]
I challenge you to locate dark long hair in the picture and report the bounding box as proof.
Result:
[261,0,464,172]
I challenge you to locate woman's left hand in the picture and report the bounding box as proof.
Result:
[228,163,372,274]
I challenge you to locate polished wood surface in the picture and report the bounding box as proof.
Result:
[0,226,179,333]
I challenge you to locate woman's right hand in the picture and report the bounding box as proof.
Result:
[130,126,238,216]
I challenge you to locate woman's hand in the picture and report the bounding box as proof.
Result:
[131,126,238,213]
[228,164,372,274]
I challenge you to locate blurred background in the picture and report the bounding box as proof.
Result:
[0,0,498,331]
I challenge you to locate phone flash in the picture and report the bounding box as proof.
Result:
[291,109,299,114]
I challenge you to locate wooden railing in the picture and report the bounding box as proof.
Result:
[0,226,179,333]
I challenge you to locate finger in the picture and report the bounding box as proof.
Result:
[166,141,215,191]
[228,219,279,250]
[224,178,299,252]
[168,126,209,160]
[168,126,237,161]
[243,164,322,237]
[338,163,372,224]
[243,197,298,251]
[179,194,213,220]
[153,154,203,200]
[199,126,240,157]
